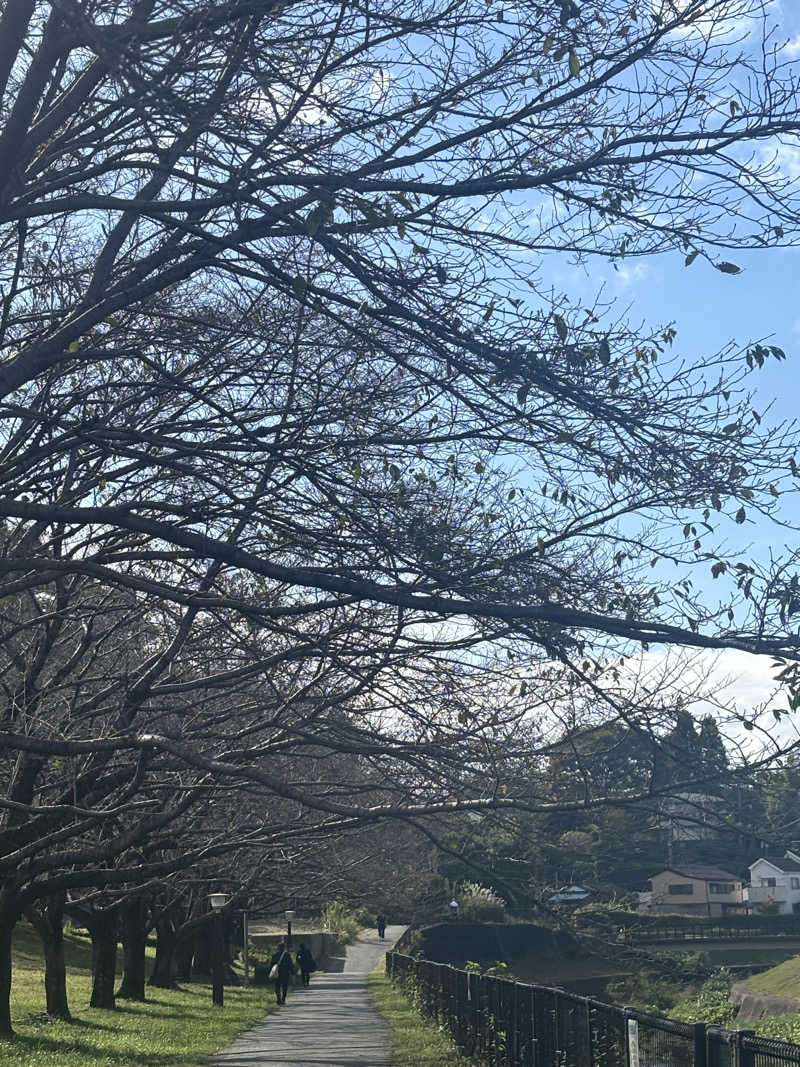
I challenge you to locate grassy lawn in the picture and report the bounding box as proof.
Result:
[368,964,469,1066]
[739,952,800,997]
[3,922,274,1067]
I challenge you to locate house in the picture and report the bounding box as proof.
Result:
[547,885,591,904]
[649,866,744,916]
[746,855,800,915]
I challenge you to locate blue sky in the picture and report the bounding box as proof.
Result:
[549,1,800,723]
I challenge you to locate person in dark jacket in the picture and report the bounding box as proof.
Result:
[295,942,315,986]
[270,941,295,1004]
[376,913,387,939]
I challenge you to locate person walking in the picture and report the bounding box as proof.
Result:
[376,913,387,940]
[270,941,295,1004]
[295,942,315,986]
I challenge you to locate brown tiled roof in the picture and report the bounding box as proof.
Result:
[652,866,740,881]
[756,857,800,873]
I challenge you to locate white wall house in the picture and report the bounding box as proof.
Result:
[746,856,800,915]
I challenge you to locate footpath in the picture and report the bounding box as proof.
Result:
[211,925,407,1067]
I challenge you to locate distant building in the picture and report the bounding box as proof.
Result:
[745,855,800,915]
[656,793,726,843]
[649,866,744,916]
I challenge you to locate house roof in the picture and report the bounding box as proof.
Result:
[548,886,591,901]
[750,857,800,873]
[651,866,740,882]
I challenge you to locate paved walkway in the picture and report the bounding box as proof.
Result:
[211,925,407,1067]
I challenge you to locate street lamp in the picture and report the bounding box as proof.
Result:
[209,893,229,1007]
[285,909,295,948]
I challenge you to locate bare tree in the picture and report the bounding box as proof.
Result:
[2,0,800,1036]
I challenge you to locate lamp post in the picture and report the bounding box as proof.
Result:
[208,893,228,1007]
[285,909,295,948]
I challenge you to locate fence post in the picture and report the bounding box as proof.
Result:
[693,1021,707,1067]
[623,1009,637,1067]
[733,1029,755,1067]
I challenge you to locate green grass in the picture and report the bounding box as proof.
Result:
[3,921,274,1066]
[368,965,469,1066]
[739,953,800,998]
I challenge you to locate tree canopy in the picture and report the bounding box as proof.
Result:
[2,0,800,1035]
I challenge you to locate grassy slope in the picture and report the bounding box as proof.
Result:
[740,954,800,998]
[368,965,468,1066]
[4,922,272,1067]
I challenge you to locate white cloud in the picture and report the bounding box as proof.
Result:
[773,142,800,177]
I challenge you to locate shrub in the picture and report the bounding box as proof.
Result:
[457,883,506,922]
[606,973,685,1014]
[406,931,425,959]
[756,896,781,916]
[668,971,737,1026]
[465,959,510,977]
[353,905,375,927]
[322,900,363,943]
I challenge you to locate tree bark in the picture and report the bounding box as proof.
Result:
[89,908,118,1010]
[148,916,177,989]
[222,922,241,986]
[27,891,71,1021]
[116,896,147,1001]
[0,915,13,1038]
[192,926,211,976]
[0,883,22,1038]
[174,935,193,982]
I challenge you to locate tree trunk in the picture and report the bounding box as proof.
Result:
[27,891,71,1021]
[89,908,118,1010]
[175,935,193,982]
[148,917,177,989]
[0,915,13,1038]
[222,922,241,985]
[0,883,22,1039]
[192,926,211,976]
[116,897,147,1001]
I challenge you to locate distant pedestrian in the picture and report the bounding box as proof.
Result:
[295,942,315,986]
[270,941,295,1004]
[449,898,459,920]
[376,913,387,939]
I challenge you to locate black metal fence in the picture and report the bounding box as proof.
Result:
[623,918,800,944]
[386,952,800,1067]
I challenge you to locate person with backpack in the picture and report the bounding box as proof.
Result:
[270,941,295,1004]
[295,942,316,986]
